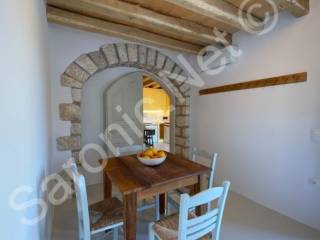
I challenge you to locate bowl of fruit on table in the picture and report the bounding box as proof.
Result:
[137,147,167,166]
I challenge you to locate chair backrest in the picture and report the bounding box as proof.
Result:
[191,147,218,189]
[116,144,145,156]
[178,181,230,240]
[68,162,91,240]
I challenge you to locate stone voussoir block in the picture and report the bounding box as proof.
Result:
[175,127,182,137]
[175,145,182,155]
[171,65,183,78]
[174,73,188,87]
[88,51,108,70]
[59,103,80,121]
[75,54,98,75]
[71,88,82,103]
[57,136,80,151]
[127,43,138,63]
[176,115,189,127]
[101,44,119,65]
[71,123,81,135]
[155,53,166,70]
[116,43,129,63]
[61,74,83,89]
[162,58,176,75]
[181,147,190,158]
[138,45,147,65]
[176,105,190,116]
[147,48,157,67]
[65,63,90,83]
[176,137,189,147]
[176,96,190,106]
[181,106,190,115]
[179,82,191,93]
[181,127,190,137]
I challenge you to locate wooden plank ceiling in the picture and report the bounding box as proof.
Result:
[143,76,162,89]
[47,0,309,54]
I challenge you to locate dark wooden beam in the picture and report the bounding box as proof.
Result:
[199,72,307,95]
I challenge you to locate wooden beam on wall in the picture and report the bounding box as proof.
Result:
[47,0,231,46]
[199,72,307,95]
[274,0,309,17]
[162,0,264,33]
[46,6,203,54]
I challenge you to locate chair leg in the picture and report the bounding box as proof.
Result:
[166,193,169,216]
[155,195,160,221]
[113,227,119,240]
[148,223,156,240]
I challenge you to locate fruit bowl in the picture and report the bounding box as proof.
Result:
[137,148,167,166]
[137,155,167,166]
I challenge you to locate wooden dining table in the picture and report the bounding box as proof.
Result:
[101,152,210,240]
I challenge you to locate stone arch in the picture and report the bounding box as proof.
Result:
[56,43,191,160]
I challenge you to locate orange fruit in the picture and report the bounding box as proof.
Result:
[143,149,154,157]
[149,147,158,155]
[157,151,166,157]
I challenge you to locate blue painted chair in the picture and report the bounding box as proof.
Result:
[167,147,218,212]
[67,162,123,240]
[149,181,230,240]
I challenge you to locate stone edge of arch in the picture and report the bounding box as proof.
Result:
[56,42,191,160]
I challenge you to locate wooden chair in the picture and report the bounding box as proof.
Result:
[67,162,123,240]
[116,144,160,221]
[149,181,230,240]
[167,147,218,211]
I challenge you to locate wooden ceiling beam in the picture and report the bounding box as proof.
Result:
[144,81,156,88]
[143,79,153,85]
[47,6,203,54]
[274,0,309,17]
[47,0,231,46]
[143,80,153,86]
[152,83,161,89]
[161,0,264,33]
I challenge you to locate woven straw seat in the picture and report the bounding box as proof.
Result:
[153,212,211,240]
[89,197,123,231]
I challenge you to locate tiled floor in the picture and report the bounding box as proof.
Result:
[52,184,320,240]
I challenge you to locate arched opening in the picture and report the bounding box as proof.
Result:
[57,43,191,162]
[101,71,175,156]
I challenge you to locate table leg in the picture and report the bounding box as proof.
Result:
[159,193,166,215]
[123,192,137,240]
[191,175,202,215]
[103,172,112,199]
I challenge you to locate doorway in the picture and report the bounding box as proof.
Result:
[143,74,171,152]
[104,71,174,155]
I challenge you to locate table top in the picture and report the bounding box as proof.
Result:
[103,152,210,195]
